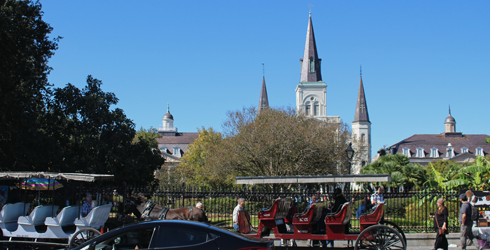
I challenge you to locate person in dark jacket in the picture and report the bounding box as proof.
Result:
[332,188,348,213]
[431,198,448,250]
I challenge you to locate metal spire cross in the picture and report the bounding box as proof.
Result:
[308,3,313,13]
[262,62,265,76]
[360,65,362,78]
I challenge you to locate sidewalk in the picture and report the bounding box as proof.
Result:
[273,233,478,249]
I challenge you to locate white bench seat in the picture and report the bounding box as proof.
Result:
[0,202,30,224]
[45,206,79,227]
[75,204,112,230]
[18,205,59,226]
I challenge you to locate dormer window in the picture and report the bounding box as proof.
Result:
[160,147,167,153]
[446,147,454,158]
[402,148,411,157]
[173,147,181,157]
[461,147,469,153]
[416,148,425,158]
[309,56,315,73]
[476,147,484,156]
[430,148,439,158]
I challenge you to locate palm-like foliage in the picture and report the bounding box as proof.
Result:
[361,154,426,188]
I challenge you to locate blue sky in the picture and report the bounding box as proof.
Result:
[40,1,489,158]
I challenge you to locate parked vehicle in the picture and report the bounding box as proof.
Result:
[69,220,274,250]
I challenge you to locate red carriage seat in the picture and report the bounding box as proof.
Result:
[292,203,324,234]
[359,202,384,231]
[255,198,291,237]
[324,202,353,225]
[258,198,291,221]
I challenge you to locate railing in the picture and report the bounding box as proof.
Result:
[112,186,465,233]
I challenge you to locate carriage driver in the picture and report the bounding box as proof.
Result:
[82,192,93,217]
[233,198,245,232]
[196,202,209,223]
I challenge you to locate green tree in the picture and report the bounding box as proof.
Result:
[0,0,60,171]
[221,107,352,177]
[133,127,162,149]
[49,76,164,185]
[174,127,228,188]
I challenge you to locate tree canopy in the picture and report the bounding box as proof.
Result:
[172,107,353,188]
[0,1,164,185]
[0,0,60,171]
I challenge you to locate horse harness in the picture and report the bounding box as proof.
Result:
[141,200,195,221]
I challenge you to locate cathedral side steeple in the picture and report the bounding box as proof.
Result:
[352,68,371,173]
[300,13,322,83]
[257,76,269,116]
[354,74,370,122]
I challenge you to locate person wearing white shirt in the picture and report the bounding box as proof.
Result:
[371,187,385,205]
[233,198,245,232]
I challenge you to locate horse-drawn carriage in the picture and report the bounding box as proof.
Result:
[236,174,407,250]
[0,172,114,248]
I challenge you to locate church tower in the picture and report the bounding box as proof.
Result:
[295,13,339,123]
[257,76,269,116]
[351,70,371,174]
[295,13,327,121]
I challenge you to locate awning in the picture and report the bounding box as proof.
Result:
[235,174,391,185]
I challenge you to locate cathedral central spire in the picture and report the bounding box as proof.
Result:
[300,13,322,82]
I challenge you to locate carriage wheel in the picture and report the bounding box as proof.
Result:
[380,220,407,245]
[69,228,101,248]
[354,225,406,250]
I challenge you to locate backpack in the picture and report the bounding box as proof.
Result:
[471,204,479,221]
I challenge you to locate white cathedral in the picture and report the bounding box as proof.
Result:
[258,13,372,174]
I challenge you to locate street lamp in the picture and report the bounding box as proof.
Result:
[345,142,355,174]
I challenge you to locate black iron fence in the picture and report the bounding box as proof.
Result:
[111,186,467,233]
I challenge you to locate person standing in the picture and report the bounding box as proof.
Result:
[459,193,480,250]
[233,198,245,232]
[432,198,448,250]
[81,192,93,217]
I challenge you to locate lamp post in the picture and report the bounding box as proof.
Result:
[345,142,355,192]
[345,142,355,175]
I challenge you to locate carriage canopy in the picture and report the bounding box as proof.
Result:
[235,174,390,185]
[0,172,114,182]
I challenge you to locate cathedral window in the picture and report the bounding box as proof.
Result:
[309,57,315,73]
[461,147,469,153]
[430,148,439,158]
[476,147,484,156]
[361,134,366,141]
[305,102,311,115]
[402,148,410,157]
[416,148,424,158]
[314,103,319,116]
